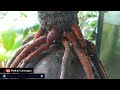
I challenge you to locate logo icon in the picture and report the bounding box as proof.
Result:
[6,69,11,73]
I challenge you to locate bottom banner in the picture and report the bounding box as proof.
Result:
[0,74,45,79]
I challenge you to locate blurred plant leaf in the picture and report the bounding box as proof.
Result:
[0,11,39,64]
[0,30,16,51]
[11,35,23,51]
[78,11,98,44]
[0,35,3,47]
[0,47,7,62]
[22,28,30,38]
[31,23,40,32]
[86,17,98,24]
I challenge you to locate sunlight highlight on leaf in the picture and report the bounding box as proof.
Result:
[0,47,7,62]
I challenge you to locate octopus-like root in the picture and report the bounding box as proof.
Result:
[60,38,71,79]
[71,23,86,49]
[7,26,95,79]
[22,33,36,46]
[86,40,109,79]
[9,28,59,68]
[6,44,27,68]
[63,32,94,79]
[7,22,108,79]
[22,28,44,46]
[6,27,46,68]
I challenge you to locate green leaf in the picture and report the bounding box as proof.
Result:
[11,36,23,51]
[31,24,40,32]
[0,47,7,62]
[0,30,16,51]
[23,28,30,38]
[92,40,96,45]
[0,35,3,47]
[5,50,16,62]
[86,17,98,24]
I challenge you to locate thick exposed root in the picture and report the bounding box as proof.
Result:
[19,28,60,68]
[34,28,43,39]
[64,32,94,79]
[6,43,31,68]
[9,36,47,68]
[17,60,23,68]
[89,40,109,79]
[60,38,71,79]
[71,23,86,49]
[98,61,109,79]
[22,33,36,46]
[86,40,109,79]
